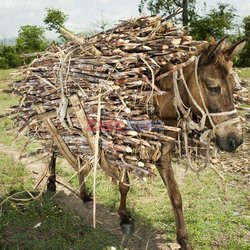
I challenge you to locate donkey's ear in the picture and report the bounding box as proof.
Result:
[224,39,247,58]
[200,36,228,66]
[207,36,228,62]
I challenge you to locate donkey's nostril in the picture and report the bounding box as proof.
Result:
[228,137,236,150]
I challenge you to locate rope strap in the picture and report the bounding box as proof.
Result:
[172,56,240,173]
[209,109,237,117]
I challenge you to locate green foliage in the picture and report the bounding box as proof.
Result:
[0,46,22,69]
[16,25,48,53]
[138,0,196,24]
[244,16,250,37]
[44,8,68,31]
[138,1,237,41]
[138,0,194,15]
[0,25,48,69]
[190,3,237,40]
[236,16,250,67]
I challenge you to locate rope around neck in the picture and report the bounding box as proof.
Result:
[172,56,240,172]
[194,56,239,130]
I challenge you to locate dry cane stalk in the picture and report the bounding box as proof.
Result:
[10,15,210,180]
[93,92,102,228]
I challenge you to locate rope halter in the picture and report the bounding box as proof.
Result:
[172,55,240,172]
[173,55,240,133]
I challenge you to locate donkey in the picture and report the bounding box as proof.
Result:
[46,37,246,250]
[152,37,246,249]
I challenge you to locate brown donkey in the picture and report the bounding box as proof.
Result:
[46,37,246,249]
[154,37,246,249]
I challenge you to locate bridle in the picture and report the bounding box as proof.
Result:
[172,55,240,172]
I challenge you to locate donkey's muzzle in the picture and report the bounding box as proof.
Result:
[216,133,243,152]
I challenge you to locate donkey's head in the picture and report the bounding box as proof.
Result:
[187,37,246,152]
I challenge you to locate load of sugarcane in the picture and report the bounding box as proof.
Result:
[10,14,207,179]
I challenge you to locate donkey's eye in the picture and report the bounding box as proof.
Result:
[207,86,221,94]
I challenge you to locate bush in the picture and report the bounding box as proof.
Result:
[0,46,23,69]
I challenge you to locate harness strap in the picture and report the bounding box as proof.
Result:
[194,56,216,129]
[172,56,240,173]
[177,69,206,130]
[214,117,240,129]
[209,109,237,117]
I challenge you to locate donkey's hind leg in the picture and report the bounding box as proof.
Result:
[157,145,192,250]
[47,151,56,192]
[118,170,134,235]
[78,171,92,203]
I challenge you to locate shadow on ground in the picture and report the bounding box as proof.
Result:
[53,188,177,250]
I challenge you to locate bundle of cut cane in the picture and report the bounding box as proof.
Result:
[10,14,206,178]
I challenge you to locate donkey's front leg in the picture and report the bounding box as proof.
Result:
[78,171,92,203]
[157,145,192,250]
[47,151,56,192]
[118,170,134,235]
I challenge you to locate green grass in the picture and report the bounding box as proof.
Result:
[0,198,121,250]
[0,152,120,250]
[183,171,249,249]
[236,67,250,79]
[0,152,33,196]
[0,68,16,81]
[0,116,41,152]
[0,69,41,152]
[0,69,21,115]
[56,163,250,250]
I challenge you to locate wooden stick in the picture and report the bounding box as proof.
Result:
[35,103,78,171]
[69,94,118,180]
[93,92,101,228]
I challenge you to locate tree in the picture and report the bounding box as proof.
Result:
[43,8,72,42]
[16,25,47,53]
[236,16,250,66]
[138,0,197,27]
[138,1,237,40]
[189,3,237,40]
[243,15,250,37]
[44,8,68,32]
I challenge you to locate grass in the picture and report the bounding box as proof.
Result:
[0,69,121,249]
[1,68,250,249]
[236,67,250,79]
[57,163,250,250]
[0,152,33,196]
[0,152,120,250]
[0,69,40,151]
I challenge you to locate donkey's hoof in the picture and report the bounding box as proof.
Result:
[120,219,135,235]
[81,194,93,204]
[47,183,56,192]
[80,191,93,204]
